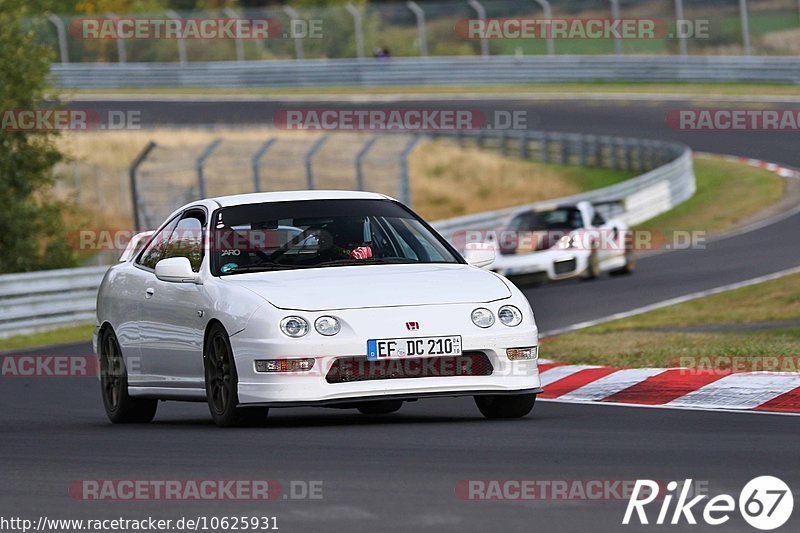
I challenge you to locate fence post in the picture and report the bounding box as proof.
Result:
[166,10,188,64]
[500,130,509,156]
[305,134,330,189]
[355,135,380,191]
[46,14,69,64]
[608,0,622,55]
[739,0,751,55]
[252,138,277,192]
[559,135,569,165]
[129,141,157,231]
[519,131,529,159]
[674,0,687,56]
[196,139,222,199]
[399,135,422,206]
[283,6,305,60]
[107,12,127,63]
[223,8,245,62]
[467,0,490,57]
[406,1,429,57]
[533,0,555,55]
[345,3,365,59]
[541,133,550,163]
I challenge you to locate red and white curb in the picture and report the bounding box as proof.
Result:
[536,360,800,415]
[703,152,800,179]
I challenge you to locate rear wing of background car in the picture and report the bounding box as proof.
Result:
[119,230,154,263]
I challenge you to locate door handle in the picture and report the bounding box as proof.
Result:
[145,288,155,299]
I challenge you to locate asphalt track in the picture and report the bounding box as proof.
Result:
[1,97,797,532]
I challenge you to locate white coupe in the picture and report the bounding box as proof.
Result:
[94,191,541,427]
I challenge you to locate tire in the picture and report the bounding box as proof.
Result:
[99,328,158,424]
[357,400,403,415]
[583,248,601,280]
[475,394,536,419]
[204,323,269,428]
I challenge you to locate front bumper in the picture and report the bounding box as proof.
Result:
[493,248,589,280]
[230,304,539,405]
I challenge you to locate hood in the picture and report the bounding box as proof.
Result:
[221,263,511,311]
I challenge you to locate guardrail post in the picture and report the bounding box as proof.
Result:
[252,138,276,192]
[223,8,246,62]
[475,129,485,149]
[624,140,633,170]
[610,138,621,169]
[674,0,688,56]
[500,130,509,156]
[578,136,587,166]
[559,135,569,165]
[406,1,429,57]
[46,14,69,64]
[107,12,127,63]
[533,0,555,55]
[519,131,529,159]
[739,0,751,55]
[355,135,380,191]
[608,0,622,55]
[467,0,490,57]
[593,136,602,167]
[283,6,305,60]
[541,133,550,163]
[345,3,366,59]
[129,141,157,231]
[636,140,646,171]
[399,135,422,206]
[166,10,188,64]
[196,139,222,199]
[305,134,330,189]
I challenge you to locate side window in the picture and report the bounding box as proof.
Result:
[162,211,206,272]
[592,212,606,226]
[136,215,181,270]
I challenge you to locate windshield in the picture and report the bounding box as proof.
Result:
[508,207,583,232]
[211,199,460,276]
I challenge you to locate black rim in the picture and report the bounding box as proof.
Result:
[101,334,124,411]
[207,333,233,414]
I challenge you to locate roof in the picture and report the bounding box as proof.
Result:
[211,190,392,207]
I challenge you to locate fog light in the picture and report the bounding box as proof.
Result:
[507,347,538,361]
[280,316,309,338]
[255,358,315,372]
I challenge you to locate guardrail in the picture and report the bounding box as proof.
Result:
[431,130,694,242]
[0,266,107,339]
[50,56,800,89]
[0,129,694,339]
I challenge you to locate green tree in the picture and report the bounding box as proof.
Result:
[0,0,76,273]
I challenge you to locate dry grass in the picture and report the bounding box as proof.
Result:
[55,129,632,224]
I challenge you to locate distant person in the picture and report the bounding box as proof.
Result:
[373,47,391,60]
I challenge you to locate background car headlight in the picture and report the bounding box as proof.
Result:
[471,308,495,328]
[498,305,523,327]
[314,316,341,336]
[280,316,309,337]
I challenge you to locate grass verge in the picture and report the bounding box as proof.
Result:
[0,324,94,353]
[542,273,800,369]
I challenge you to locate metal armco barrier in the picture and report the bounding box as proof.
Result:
[0,266,108,339]
[0,130,695,338]
[51,56,800,88]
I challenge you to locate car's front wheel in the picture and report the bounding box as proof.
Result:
[204,323,269,428]
[99,328,158,424]
[475,394,536,419]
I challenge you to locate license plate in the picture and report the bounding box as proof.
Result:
[367,336,462,360]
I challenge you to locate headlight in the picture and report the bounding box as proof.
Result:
[280,316,309,338]
[557,235,577,249]
[471,308,495,328]
[498,305,523,327]
[314,316,341,336]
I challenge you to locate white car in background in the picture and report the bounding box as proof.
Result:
[94,191,541,427]
[491,201,635,284]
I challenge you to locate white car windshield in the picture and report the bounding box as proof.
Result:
[211,199,460,275]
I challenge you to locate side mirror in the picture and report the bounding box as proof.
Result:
[155,257,200,283]
[464,246,496,269]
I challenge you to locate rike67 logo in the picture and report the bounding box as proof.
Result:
[623,477,794,530]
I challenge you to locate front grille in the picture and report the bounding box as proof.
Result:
[325,352,493,384]
[554,258,577,275]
